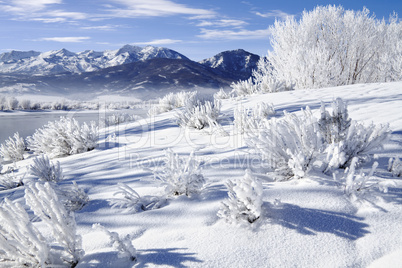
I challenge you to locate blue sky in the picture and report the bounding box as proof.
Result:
[0,0,401,61]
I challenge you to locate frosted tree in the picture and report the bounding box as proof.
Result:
[218,170,263,225]
[265,5,402,89]
[0,132,26,162]
[154,149,205,197]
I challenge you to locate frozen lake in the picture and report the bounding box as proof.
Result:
[0,108,148,144]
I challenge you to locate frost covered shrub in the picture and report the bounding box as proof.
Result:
[325,121,390,170]
[27,117,98,158]
[148,91,197,115]
[58,181,89,212]
[218,170,263,225]
[29,154,63,182]
[388,157,402,177]
[267,5,402,89]
[0,182,83,266]
[0,172,24,191]
[154,149,205,196]
[214,88,230,99]
[0,198,51,267]
[102,112,136,127]
[110,182,166,212]
[231,58,293,97]
[234,102,275,135]
[176,98,221,130]
[0,132,26,162]
[319,98,351,144]
[337,157,378,201]
[25,182,84,266]
[93,224,137,262]
[248,107,323,180]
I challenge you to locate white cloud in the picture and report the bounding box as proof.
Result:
[39,37,91,43]
[81,25,122,31]
[106,0,215,18]
[255,10,292,19]
[0,0,90,23]
[197,28,270,40]
[132,39,182,45]
[196,19,248,28]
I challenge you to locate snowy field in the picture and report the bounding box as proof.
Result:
[1,81,402,267]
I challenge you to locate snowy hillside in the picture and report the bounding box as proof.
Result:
[1,82,402,267]
[0,45,189,75]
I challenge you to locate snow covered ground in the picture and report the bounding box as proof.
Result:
[1,81,402,267]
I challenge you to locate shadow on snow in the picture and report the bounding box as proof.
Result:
[268,202,370,241]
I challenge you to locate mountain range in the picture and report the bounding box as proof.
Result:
[0,45,260,97]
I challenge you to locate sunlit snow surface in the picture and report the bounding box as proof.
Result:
[1,81,402,267]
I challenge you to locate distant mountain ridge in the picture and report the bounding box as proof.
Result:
[0,46,260,97]
[199,49,260,80]
[0,45,189,75]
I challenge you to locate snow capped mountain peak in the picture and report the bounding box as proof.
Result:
[199,49,260,80]
[0,45,189,75]
[0,50,40,63]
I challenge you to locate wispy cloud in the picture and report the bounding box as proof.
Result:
[81,25,122,31]
[132,39,182,45]
[38,37,91,43]
[255,10,293,19]
[198,28,270,40]
[196,19,247,28]
[0,0,90,23]
[106,0,215,18]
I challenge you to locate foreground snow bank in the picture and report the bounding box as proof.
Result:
[1,82,402,267]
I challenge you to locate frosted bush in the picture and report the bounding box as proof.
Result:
[214,88,230,99]
[93,224,137,262]
[176,98,221,130]
[27,117,98,158]
[234,102,275,135]
[231,58,293,97]
[234,107,261,135]
[0,198,51,267]
[154,149,205,196]
[230,77,257,97]
[319,98,351,144]
[103,112,136,127]
[148,91,197,116]
[248,107,323,180]
[29,154,63,182]
[338,157,378,201]
[59,181,89,212]
[325,121,390,170]
[218,170,263,225]
[0,132,26,162]
[110,182,166,212]
[388,157,402,177]
[0,172,24,191]
[25,182,84,266]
